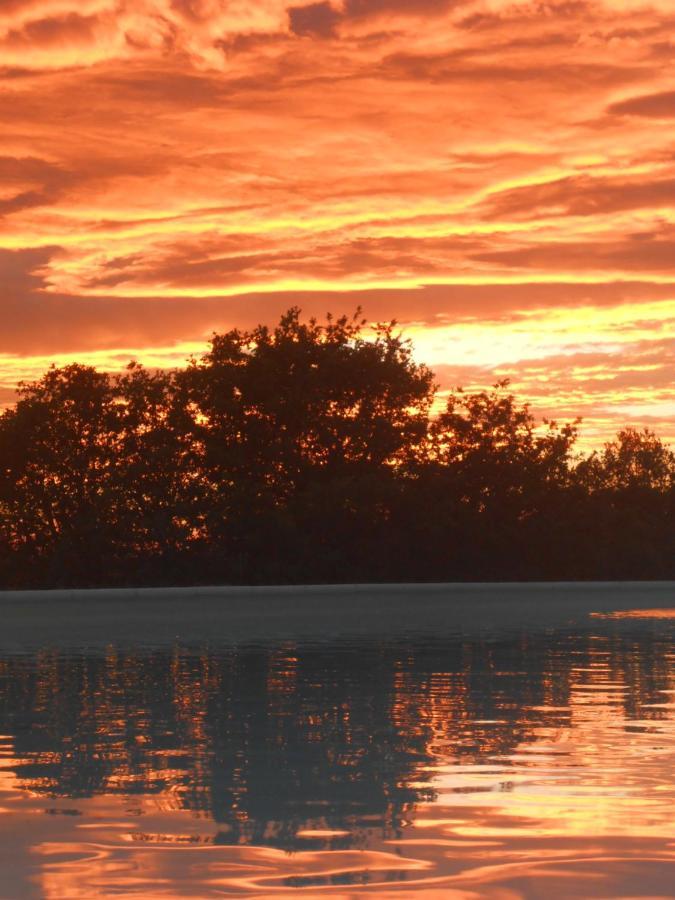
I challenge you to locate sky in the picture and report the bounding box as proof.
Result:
[1,0,674,447]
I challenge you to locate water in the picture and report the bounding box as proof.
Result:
[0,586,673,898]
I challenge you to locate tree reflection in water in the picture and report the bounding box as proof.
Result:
[0,620,672,855]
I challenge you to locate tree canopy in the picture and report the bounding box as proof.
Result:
[0,308,673,588]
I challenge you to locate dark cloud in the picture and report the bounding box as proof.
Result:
[0,154,63,183]
[471,230,675,273]
[607,90,675,118]
[287,0,469,40]
[0,246,55,294]
[90,70,231,108]
[92,252,280,289]
[344,0,455,18]
[96,227,675,291]
[380,50,643,89]
[1,13,98,49]
[0,188,52,214]
[86,232,487,290]
[481,174,675,220]
[289,2,340,37]
[0,154,73,215]
[457,1,588,31]
[0,148,176,222]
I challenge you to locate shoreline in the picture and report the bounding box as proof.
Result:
[0,581,672,650]
[1,579,674,601]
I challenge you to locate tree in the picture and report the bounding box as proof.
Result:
[0,311,672,587]
[573,428,675,579]
[176,308,436,580]
[411,382,579,579]
[577,427,675,492]
[0,365,121,585]
[0,362,208,586]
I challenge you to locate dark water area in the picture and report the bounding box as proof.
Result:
[0,585,673,898]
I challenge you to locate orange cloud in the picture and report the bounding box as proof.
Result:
[0,0,673,445]
[608,89,675,118]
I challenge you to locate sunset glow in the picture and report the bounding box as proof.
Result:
[2,0,674,444]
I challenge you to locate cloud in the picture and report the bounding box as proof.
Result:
[2,12,99,50]
[381,51,643,91]
[0,154,75,216]
[81,232,488,292]
[2,0,674,445]
[343,0,456,19]
[488,337,675,444]
[3,243,675,356]
[0,0,672,75]
[3,244,674,445]
[0,0,293,69]
[471,229,675,274]
[608,89,675,118]
[0,246,55,294]
[289,2,341,36]
[481,174,675,220]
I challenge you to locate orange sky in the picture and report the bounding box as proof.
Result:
[1,0,674,446]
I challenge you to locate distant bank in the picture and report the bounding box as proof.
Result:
[0,581,673,650]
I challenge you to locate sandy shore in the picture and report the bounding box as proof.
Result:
[0,581,672,650]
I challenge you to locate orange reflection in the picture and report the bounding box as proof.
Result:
[0,621,672,897]
[591,609,675,620]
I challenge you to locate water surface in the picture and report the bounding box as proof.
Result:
[0,584,673,898]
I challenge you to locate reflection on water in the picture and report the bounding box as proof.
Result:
[0,606,673,897]
[591,608,675,619]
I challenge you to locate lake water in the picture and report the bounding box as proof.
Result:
[0,584,673,898]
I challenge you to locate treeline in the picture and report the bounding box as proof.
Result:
[0,308,673,588]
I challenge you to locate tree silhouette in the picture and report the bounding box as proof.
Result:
[579,427,675,492]
[0,309,672,588]
[0,365,121,585]
[174,308,435,582]
[573,428,675,579]
[0,362,209,586]
[397,382,580,580]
